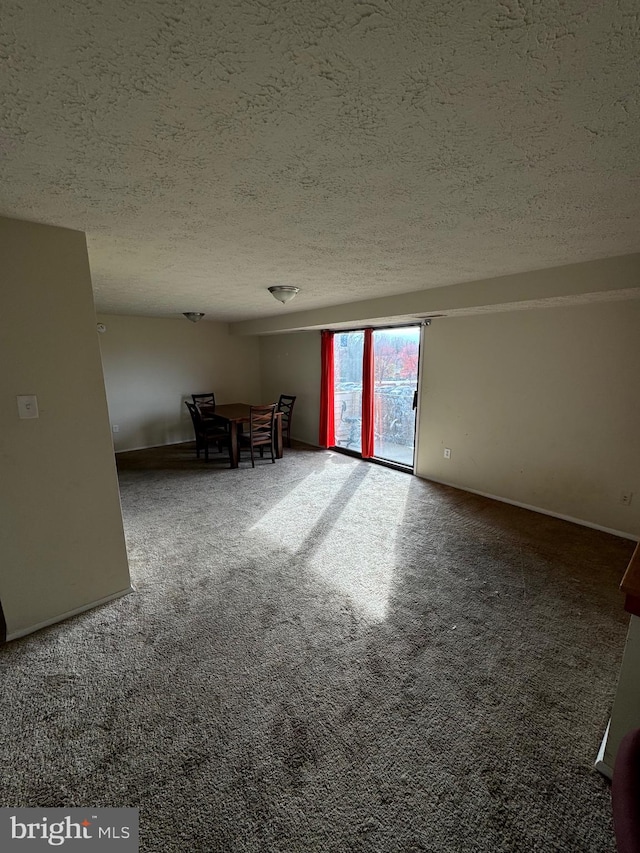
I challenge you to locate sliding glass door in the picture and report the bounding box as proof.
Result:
[332,326,420,468]
[372,327,420,466]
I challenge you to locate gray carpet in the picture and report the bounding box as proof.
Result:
[0,442,635,852]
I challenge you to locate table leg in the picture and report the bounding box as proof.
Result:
[275,415,283,459]
[230,422,239,468]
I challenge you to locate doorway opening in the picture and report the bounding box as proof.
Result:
[332,326,421,470]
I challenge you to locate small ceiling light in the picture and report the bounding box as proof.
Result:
[183,312,205,323]
[268,286,300,305]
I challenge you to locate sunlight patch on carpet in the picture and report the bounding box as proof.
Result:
[252,460,412,620]
[249,463,358,553]
[308,473,411,620]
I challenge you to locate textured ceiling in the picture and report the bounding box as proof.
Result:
[1,0,639,322]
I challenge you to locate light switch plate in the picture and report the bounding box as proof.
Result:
[17,395,39,419]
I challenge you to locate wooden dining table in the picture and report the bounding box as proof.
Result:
[198,403,283,468]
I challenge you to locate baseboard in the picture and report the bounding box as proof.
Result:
[418,475,639,542]
[6,585,134,642]
[595,721,613,779]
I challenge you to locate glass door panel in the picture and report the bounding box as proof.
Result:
[333,331,364,454]
[372,327,420,467]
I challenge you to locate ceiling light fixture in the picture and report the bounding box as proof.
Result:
[268,286,300,305]
[183,312,205,323]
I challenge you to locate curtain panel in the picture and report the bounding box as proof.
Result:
[319,330,335,447]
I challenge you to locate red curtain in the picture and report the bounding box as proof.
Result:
[361,328,375,458]
[319,330,335,447]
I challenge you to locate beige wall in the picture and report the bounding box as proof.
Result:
[97,314,261,452]
[259,332,321,446]
[416,301,640,537]
[0,216,131,639]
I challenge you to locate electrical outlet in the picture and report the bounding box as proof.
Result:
[444,448,451,459]
[112,425,120,433]
[620,491,633,506]
[17,395,39,419]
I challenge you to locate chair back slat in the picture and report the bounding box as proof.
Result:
[277,395,296,447]
[185,400,199,426]
[192,392,216,410]
[238,404,277,467]
[249,404,276,443]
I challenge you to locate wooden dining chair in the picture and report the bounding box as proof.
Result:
[238,404,277,467]
[277,394,296,448]
[185,401,229,461]
[192,391,231,436]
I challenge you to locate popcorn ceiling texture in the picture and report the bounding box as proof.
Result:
[1,0,639,321]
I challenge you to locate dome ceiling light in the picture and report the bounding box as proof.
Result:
[268,286,300,305]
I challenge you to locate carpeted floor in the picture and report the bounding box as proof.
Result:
[0,442,635,852]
